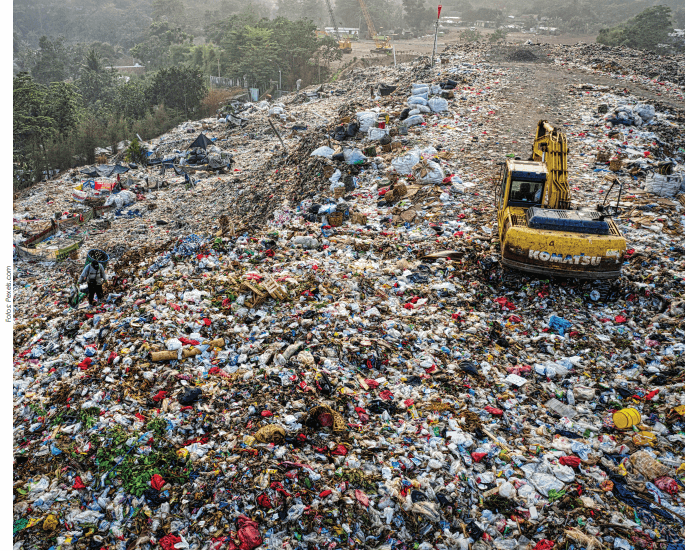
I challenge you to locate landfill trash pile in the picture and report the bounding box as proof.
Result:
[13,41,685,550]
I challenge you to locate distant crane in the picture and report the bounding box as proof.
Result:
[357,0,392,53]
[323,0,352,53]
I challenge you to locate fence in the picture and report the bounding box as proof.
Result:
[210,76,249,89]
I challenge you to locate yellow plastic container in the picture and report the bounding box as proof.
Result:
[613,408,641,429]
[632,431,656,447]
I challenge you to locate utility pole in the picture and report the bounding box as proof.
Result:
[431,5,442,68]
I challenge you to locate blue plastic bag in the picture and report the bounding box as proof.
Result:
[549,315,572,336]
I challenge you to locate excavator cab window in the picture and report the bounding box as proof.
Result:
[509,179,544,206]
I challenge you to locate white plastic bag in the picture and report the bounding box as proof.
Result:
[392,151,421,175]
[356,111,377,132]
[403,115,425,127]
[409,105,430,115]
[368,127,389,141]
[343,148,367,164]
[166,338,182,351]
[408,96,428,106]
[633,103,655,123]
[412,160,444,184]
[104,190,136,209]
[645,171,684,197]
[311,146,335,158]
[428,97,449,112]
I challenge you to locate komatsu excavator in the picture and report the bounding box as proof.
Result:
[496,120,627,280]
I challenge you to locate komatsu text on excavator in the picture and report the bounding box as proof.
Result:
[496,120,627,279]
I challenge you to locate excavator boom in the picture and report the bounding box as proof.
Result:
[357,0,392,52]
[323,0,352,53]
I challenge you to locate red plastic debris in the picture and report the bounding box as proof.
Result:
[152,391,167,402]
[237,515,262,549]
[559,456,581,468]
[72,476,86,489]
[159,534,182,550]
[331,444,348,456]
[150,474,166,490]
[256,494,272,508]
[355,489,370,507]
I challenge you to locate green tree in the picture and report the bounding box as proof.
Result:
[189,43,224,76]
[318,36,344,64]
[146,66,208,114]
[13,32,36,74]
[622,6,672,52]
[131,21,194,69]
[402,0,434,33]
[597,6,673,52]
[112,80,151,120]
[45,82,81,138]
[13,73,57,186]
[237,26,279,90]
[488,27,508,43]
[153,0,186,27]
[31,36,68,84]
[77,49,118,110]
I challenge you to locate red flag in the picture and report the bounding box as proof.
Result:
[437,5,442,19]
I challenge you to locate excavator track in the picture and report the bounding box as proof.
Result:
[498,262,622,302]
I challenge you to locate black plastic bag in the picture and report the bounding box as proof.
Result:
[179,388,203,405]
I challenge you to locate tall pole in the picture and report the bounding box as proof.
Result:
[431,5,442,68]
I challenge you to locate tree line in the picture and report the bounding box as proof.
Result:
[13,57,209,190]
[13,11,345,191]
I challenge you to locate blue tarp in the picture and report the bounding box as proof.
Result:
[80,164,130,178]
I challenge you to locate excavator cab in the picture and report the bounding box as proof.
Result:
[496,120,627,280]
[496,159,548,241]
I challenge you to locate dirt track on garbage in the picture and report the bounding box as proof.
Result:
[342,39,683,153]
[493,61,683,158]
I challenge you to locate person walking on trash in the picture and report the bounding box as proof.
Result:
[78,260,107,306]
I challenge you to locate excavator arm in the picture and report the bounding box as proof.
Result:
[357,0,391,51]
[532,120,571,209]
[324,0,342,41]
[357,0,378,40]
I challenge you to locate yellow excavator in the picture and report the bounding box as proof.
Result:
[496,120,627,280]
[357,0,392,53]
